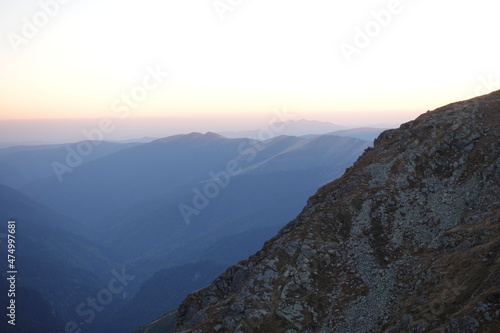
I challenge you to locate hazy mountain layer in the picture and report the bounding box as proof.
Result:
[0,185,124,331]
[0,141,140,188]
[1,131,371,332]
[19,134,369,274]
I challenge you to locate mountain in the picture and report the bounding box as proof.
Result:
[22,133,253,229]
[219,119,345,138]
[109,136,157,143]
[99,135,370,269]
[327,127,388,142]
[302,127,387,142]
[0,141,141,189]
[0,140,52,149]
[21,133,369,269]
[22,133,368,235]
[0,184,115,270]
[0,185,124,331]
[142,90,500,332]
[0,143,66,156]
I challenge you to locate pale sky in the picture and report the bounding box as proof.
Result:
[1,0,499,141]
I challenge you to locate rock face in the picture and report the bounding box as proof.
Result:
[168,91,500,332]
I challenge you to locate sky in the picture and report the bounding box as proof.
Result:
[0,0,499,142]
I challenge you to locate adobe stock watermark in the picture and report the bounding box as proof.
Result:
[178,107,297,225]
[7,0,73,54]
[59,268,135,333]
[475,74,500,96]
[213,0,244,21]
[51,64,169,183]
[339,0,415,64]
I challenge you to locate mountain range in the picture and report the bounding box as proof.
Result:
[0,130,371,332]
[138,91,500,332]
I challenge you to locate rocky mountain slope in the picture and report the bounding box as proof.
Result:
[141,90,500,332]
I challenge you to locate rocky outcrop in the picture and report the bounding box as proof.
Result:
[147,91,500,332]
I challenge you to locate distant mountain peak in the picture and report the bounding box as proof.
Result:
[203,131,226,139]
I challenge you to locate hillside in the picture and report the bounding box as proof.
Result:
[0,185,121,331]
[19,134,369,280]
[22,134,368,236]
[142,91,500,332]
[101,134,369,257]
[0,141,140,189]
[0,185,113,273]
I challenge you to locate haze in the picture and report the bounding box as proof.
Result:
[1,0,499,142]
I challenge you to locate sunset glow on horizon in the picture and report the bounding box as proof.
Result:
[1,0,499,141]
